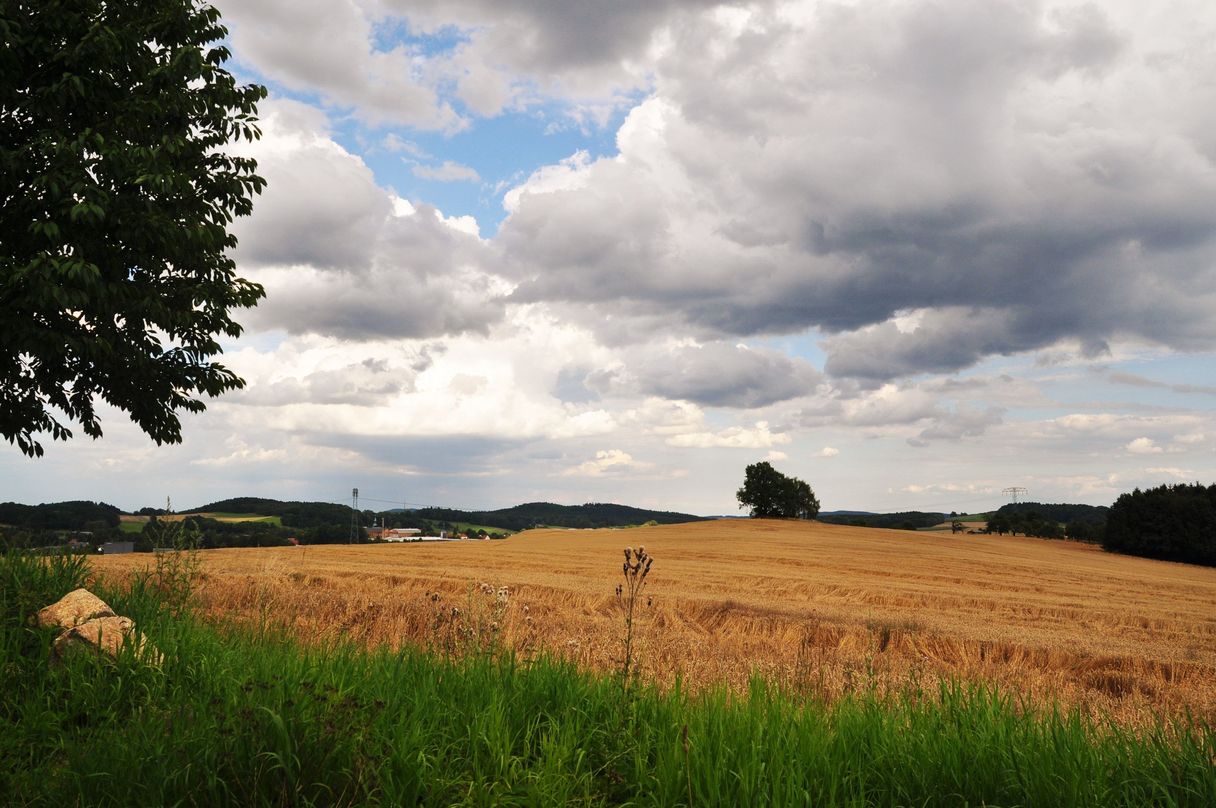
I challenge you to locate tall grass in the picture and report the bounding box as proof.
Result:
[2,551,1213,807]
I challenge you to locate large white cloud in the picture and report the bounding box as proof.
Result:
[230,102,508,340]
[495,0,1216,380]
[218,0,463,129]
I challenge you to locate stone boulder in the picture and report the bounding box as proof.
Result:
[37,588,115,629]
[52,615,135,659]
[39,590,163,666]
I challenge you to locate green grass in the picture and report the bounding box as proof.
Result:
[117,520,144,533]
[2,551,1213,807]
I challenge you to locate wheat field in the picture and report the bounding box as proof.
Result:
[92,519,1216,726]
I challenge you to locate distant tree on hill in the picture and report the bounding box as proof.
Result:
[736,462,820,520]
[1104,483,1216,567]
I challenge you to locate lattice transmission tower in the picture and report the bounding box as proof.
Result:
[1002,486,1028,504]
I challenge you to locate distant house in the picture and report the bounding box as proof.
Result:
[380,528,423,542]
[100,541,135,555]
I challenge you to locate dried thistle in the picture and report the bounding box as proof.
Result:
[616,545,654,693]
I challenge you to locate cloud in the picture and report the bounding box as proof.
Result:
[629,342,821,408]
[1126,437,1164,454]
[217,0,464,129]
[492,0,1216,378]
[412,161,482,182]
[817,447,839,457]
[233,355,433,406]
[1106,371,1216,396]
[1145,466,1192,478]
[917,406,1006,442]
[666,420,791,448]
[229,102,508,341]
[381,0,718,113]
[561,449,653,477]
[765,450,788,461]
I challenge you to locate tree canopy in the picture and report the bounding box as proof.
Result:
[1,1,266,456]
[1103,482,1215,567]
[736,461,820,520]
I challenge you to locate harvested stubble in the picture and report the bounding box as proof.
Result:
[93,519,1216,726]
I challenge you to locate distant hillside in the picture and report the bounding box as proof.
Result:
[185,497,351,529]
[0,500,121,531]
[818,511,945,530]
[186,498,706,533]
[414,502,708,532]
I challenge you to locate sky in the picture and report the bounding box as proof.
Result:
[5,0,1216,516]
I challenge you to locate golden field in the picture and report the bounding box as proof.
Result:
[92,519,1216,726]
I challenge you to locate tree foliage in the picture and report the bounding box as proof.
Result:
[818,511,943,530]
[1103,483,1216,567]
[736,461,820,520]
[1,1,266,456]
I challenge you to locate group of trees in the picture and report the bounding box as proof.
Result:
[818,511,943,530]
[1103,483,1215,567]
[736,462,820,520]
[985,503,1108,542]
[0,500,126,548]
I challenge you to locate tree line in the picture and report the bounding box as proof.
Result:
[1103,483,1215,567]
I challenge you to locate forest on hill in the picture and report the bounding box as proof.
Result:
[411,502,708,532]
[0,497,706,550]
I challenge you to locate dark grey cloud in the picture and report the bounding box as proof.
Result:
[496,0,1216,379]
[917,406,1006,442]
[630,343,820,408]
[386,0,719,74]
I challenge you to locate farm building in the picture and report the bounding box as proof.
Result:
[99,541,135,555]
[382,528,422,542]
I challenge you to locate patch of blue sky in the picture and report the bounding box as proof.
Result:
[751,331,828,369]
[1110,351,1216,388]
[369,17,469,56]
[345,105,627,235]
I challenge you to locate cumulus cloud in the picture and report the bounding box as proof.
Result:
[381,0,719,112]
[629,342,821,408]
[230,102,508,341]
[666,420,791,448]
[1126,437,1164,454]
[1145,466,1192,478]
[561,449,653,477]
[235,356,431,407]
[217,0,463,129]
[817,447,839,457]
[917,406,1006,442]
[494,0,1216,379]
